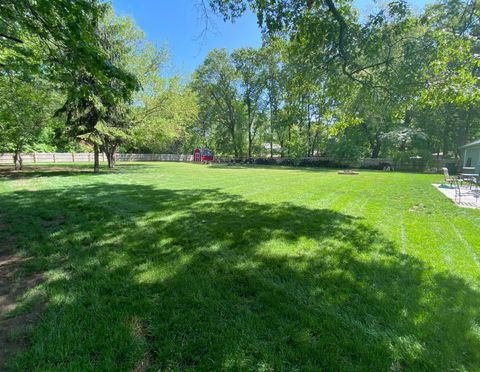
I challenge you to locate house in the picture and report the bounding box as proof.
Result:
[460,139,480,173]
[262,143,282,151]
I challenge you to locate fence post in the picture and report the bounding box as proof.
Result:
[72,153,75,163]
[33,152,37,163]
[53,153,56,163]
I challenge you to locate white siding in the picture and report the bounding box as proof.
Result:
[463,146,480,173]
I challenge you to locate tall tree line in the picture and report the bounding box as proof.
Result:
[1,0,479,168]
[190,0,480,162]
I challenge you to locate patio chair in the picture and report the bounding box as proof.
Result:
[454,178,463,203]
[459,171,477,190]
[454,176,480,206]
[442,167,457,188]
[472,174,480,193]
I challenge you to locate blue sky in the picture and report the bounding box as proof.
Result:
[111,0,262,76]
[111,0,432,76]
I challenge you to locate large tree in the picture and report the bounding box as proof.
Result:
[193,49,244,157]
[261,40,283,157]
[56,6,168,171]
[232,47,266,158]
[130,79,199,153]
[0,75,60,169]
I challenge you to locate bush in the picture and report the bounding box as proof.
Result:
[252,157,351,169]
[393,150,434,172]
[358,161,392,170]
[254,157,278,165]
[277,158,295,166]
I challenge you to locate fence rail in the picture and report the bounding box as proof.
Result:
[117,154,194,162]
[0,153,194,164]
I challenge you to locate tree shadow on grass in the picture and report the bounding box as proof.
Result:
[1,184,479,370]
[0,163,177,180]
[0,165,97,180]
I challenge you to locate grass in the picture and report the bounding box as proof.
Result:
[0,162,479,370]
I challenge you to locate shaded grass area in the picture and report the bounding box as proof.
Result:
[0,163,479,370]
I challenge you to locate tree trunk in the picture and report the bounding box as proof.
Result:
[228,121,238,158]
[442,107,450,158]
[111,152,116,169]
[248,124,253,159]
[368,131,381,158]
[287,126,291,157]
[233,142,238,159]
[105,145,116,169]
[93,144,100,173]
[247,101,253,159]
[277,132,285,157]
[457,109,470,150]
[442,125,449,159]
[311,128,320,157]
[13,150,23,170]
[231,130,238,159]
[270,112,274,158]
[306,103,312,156]
[269,98,275,158]
[107,152,115,169]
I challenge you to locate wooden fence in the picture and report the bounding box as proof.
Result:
[0,152,454,172]
[0,153,194,164]
[117,154,194,162]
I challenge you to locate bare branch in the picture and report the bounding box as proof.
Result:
[194,0,220,42]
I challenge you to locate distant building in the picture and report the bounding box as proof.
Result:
[460,139,480,172]
[262,143,282,151]
[432,151,455,159]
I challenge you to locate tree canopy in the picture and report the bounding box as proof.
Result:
[187,0,479,164]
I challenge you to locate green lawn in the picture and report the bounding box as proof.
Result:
[1,162,479,370]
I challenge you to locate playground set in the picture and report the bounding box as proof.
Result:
[193,148,214,163]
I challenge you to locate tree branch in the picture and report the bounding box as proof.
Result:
[0,33,23,43]
[324,0,348,59]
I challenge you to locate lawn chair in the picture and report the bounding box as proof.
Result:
[454,178,463,203]
[442,167,457,188]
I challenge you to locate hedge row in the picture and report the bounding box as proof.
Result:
[222,157,355,168]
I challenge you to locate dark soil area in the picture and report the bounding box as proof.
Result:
[0,218,43,369]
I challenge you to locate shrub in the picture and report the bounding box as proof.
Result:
[393,150,434,171]
[254,157,277,165]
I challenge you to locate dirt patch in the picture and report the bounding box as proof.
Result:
[131,317,152,372]
[408,203,431,214]
[0,219,44,368]
[133,353,152,372]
